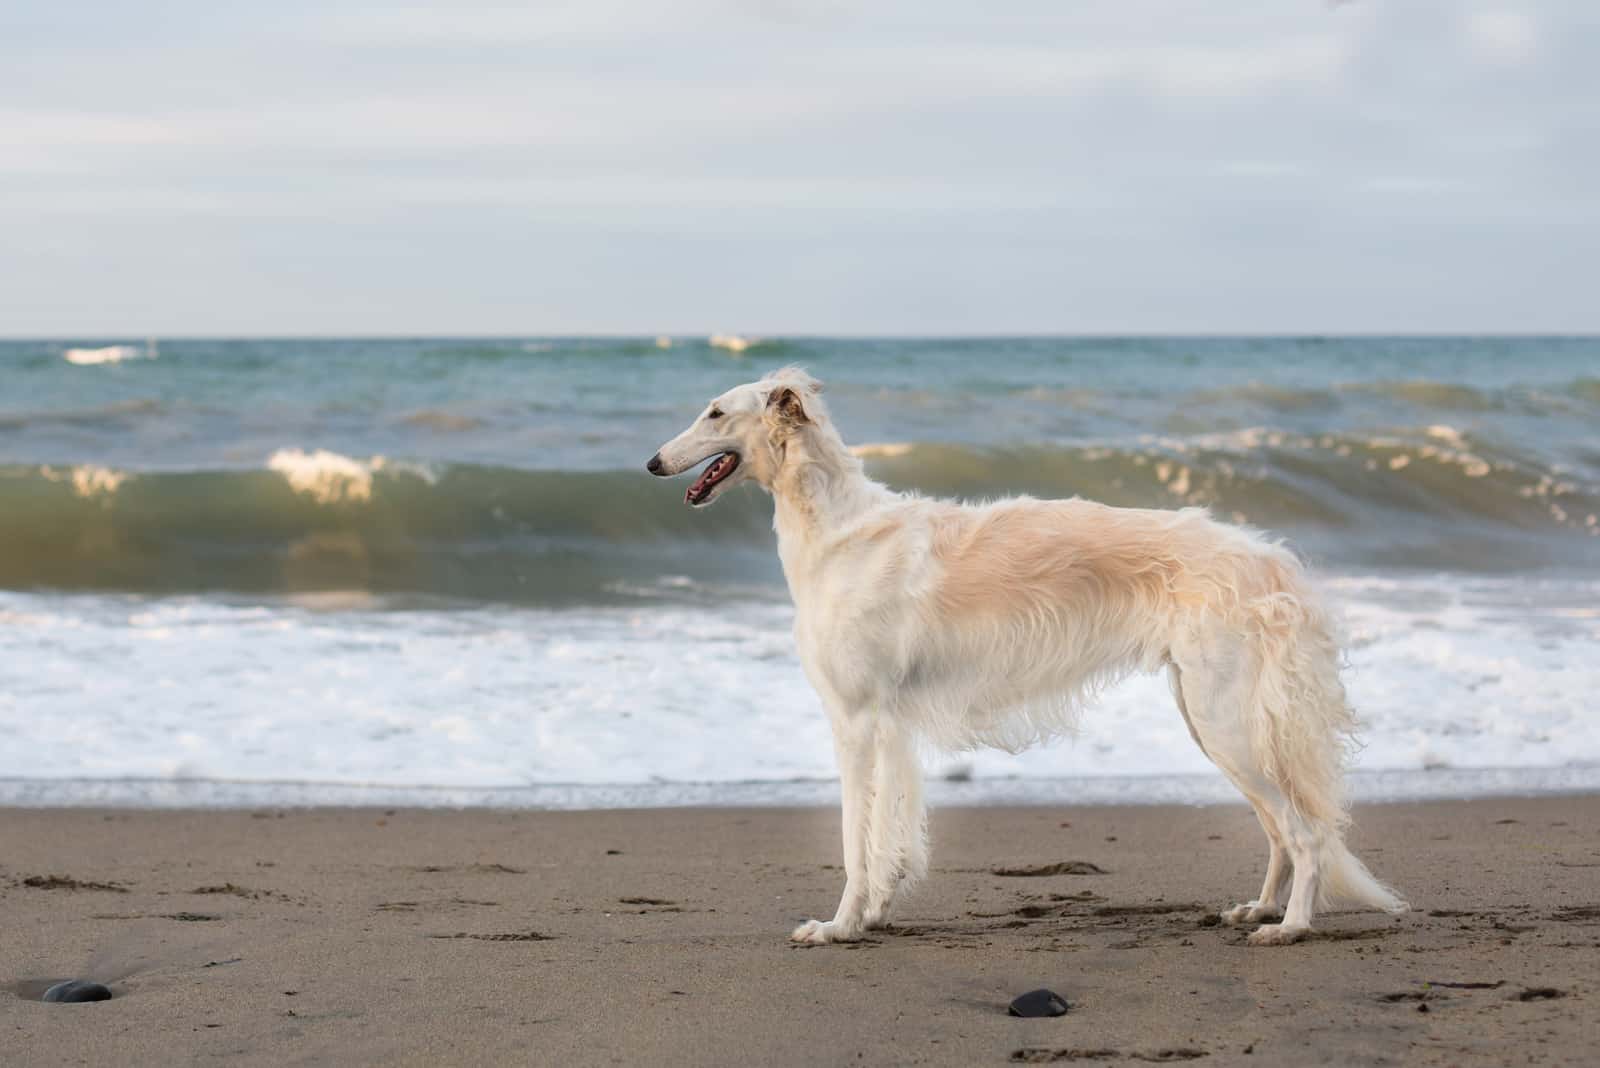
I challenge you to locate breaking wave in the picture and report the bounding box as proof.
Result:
[1,430,1595,601]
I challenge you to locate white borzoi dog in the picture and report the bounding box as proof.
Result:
[647,367,1407,946]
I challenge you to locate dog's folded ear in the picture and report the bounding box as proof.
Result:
[766,385,812,426]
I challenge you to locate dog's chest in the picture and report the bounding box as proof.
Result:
[784,546,930,706]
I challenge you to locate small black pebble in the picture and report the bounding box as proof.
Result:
[1008,988,1069,1018]
[43,980,112,1004]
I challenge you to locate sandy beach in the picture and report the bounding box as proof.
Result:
[3,797,1596,1066]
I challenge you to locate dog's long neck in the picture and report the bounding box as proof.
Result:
[770,421,888,582]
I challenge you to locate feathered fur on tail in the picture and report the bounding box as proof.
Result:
[1243,553,1408,914]
[1320,837,1409,913]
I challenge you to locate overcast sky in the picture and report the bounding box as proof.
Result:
[2,2,1595,335]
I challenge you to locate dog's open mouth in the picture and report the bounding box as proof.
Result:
[686,452,739,505]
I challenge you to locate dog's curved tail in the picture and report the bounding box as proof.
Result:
[1243,552,1408,914]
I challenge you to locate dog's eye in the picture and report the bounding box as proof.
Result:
[706,408,724,420]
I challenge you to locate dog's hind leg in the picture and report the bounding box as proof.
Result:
[862,717,927,930]
[1222,812,1292,926]
[792,708,875,944]
[1171,663,1293,926]
[1171,651,1311,940]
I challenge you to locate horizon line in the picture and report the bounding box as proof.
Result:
[4,331,1599,342]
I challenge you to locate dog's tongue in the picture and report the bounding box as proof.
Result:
[687,454,732,503]
[687,465,716,502]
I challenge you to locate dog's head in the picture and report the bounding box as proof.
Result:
[646,367,824,507]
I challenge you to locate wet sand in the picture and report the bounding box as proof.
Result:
[2,797,1597,1066]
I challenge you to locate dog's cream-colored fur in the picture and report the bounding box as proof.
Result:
[649,367,1407,946]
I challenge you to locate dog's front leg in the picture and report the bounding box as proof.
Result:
[791,710,874,944]
[863,718,926,930]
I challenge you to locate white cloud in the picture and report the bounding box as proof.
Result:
[303,2,693,45]
[1359,176,1465,195]
[1464,9,1539,65]
[0,0,1592,333]
[0,110,185,150]
[1210,160,1310,179]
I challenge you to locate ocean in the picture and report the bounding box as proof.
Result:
[2,336,1597,807]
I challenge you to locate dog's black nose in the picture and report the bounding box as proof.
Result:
[646,453,664,475]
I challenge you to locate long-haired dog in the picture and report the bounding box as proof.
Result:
[647,367,1406,946]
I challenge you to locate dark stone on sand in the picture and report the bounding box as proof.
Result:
[42,980,112,1003]
[1009,988,1069,1018]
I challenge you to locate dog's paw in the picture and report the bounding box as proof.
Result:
[789,919,861,945]
[1221,902,1285,926]
[1246,922,1309,946]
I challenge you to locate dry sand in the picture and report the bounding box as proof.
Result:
[2,797,1597,1066]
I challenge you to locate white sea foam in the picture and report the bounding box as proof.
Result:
[850,442,917,459]
[709,333,755,353]
[1,574,1596,804]
[39,464,129,498]
[267,448,434,503]
[268,448,381,502]
[62,342,157,365]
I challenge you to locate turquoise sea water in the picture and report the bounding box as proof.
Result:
[2,336,1597,598]
[1,336,1597,804]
